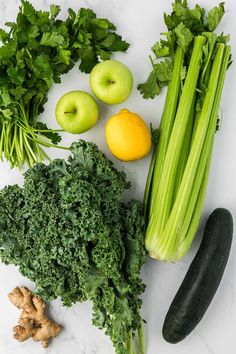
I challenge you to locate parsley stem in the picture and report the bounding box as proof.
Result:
[23,133,37,162]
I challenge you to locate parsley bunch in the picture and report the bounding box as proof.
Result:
[0,140,146,354]
[0,1,129,168]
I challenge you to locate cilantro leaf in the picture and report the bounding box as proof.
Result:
[207,2,225,31]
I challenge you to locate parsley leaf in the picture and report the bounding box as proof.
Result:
[40,32,66,47]
[50,5,60,19]
[35,122,62,145]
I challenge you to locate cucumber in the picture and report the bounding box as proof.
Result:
[162,208,233,344]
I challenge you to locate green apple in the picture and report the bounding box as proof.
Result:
[89,60,133,105]
[55,91,99,134]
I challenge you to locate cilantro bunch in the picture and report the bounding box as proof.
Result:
[0,140,146,354]
[0,1,129,168]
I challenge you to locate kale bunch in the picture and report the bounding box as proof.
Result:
[0,140,146,354]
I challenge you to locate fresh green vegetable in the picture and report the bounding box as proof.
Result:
[0,1,129,169]
[0,140,146,354]
[163,208,233,343]
[139,0,231,261]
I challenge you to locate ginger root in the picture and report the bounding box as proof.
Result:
[8,286,62,348]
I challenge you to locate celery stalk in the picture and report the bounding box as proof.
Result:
[148,47,184,215]
[146,36,206,257]
[157,44,230,261]
[140,0,231,263]
[178,45,231,257]
[173,97,195,199]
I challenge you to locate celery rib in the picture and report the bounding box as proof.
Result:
[158,45,230,261]
[178,45,232,258]
[146,36,206,258]
[146,46,184,219]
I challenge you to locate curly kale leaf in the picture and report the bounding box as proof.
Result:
[0,140,146,354]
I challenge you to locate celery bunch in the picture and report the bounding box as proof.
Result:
[139,1,231,261]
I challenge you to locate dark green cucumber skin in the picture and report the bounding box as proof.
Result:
[162,208,233,344]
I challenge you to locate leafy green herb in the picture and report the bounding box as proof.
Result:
[0,140,146,354]
[0,1,129,169]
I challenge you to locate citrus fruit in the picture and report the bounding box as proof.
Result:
[105,109,151,161]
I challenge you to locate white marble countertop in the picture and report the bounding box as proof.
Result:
[0,0,236,353]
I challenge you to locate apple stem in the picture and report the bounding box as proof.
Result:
[64,110,77,114]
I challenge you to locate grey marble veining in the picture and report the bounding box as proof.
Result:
[0,0,236,353]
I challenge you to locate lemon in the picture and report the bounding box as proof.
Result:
[105,109,151,161]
